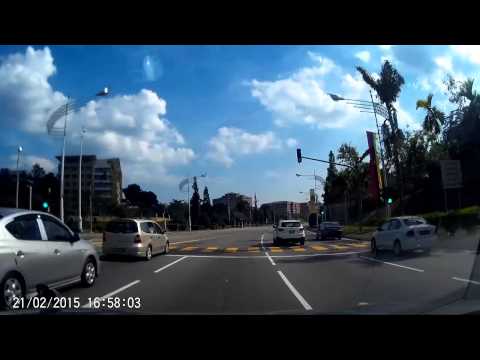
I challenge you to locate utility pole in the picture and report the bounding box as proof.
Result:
[16,146,22,208]
[187,176,191,232]
[28,185,32,210]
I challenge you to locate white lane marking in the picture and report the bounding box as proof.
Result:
[154,256,188,273]
[359,256,425,272]
[260,233,265,250]
[171,238,215,245]
[452,277,480,285]
[265,252,276,266]
[277,270,312,311]
[82,280,140,308]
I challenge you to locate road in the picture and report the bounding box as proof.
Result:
[58,226,480,314]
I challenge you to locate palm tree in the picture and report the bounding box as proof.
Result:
[357,60,406,213]
[416,94,445,141]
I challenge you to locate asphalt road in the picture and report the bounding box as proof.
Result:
[56,226,480,314]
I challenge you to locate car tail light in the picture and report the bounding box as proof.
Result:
[406,230,415,237]
[134,234,142,243]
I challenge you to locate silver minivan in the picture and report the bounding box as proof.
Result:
[102,219,169,260]
[0,208,100,310]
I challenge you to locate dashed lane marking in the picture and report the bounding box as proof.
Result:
[225,247,239,252]
[181,246,199,251]
[311,245,328,251]
[330,245,349,250]
[270,248,284,253]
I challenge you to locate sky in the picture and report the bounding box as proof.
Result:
[1,45,480,205]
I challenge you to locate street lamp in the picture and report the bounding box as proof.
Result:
[15,146,23,208]
[78,86,110,232]
[329,91,389,190]
[179,173,206,232]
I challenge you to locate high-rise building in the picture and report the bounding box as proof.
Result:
[56,155,122,218]
[260,201,307,221]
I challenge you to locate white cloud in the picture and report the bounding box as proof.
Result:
[0,47,195,187]
[355,50,371,63]
[451,45,480,64]
[0,46,67,133]
[9,155,56,173]
[394,100,421,131]
[249,53,371,130]
[434,56,453,72]
[206,127,281,167]
[286,138,298,148]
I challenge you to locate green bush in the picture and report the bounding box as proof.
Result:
[421,206,480,232]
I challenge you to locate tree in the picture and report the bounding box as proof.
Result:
[167,199,189,226]
[31,164,46,179]
[357,60,406,213]
[200,186,212,227]
[416,94,445,144]
[190,176,201,226]
[323,150,338,205]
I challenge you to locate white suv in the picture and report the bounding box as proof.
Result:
[273,220,306,246]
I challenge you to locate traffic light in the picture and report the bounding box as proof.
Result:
[296,148,302,163]
[387,197,393,205]
[42,201,49,209]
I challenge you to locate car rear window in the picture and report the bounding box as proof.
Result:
[105,221,138,233]
[281,222,301,227]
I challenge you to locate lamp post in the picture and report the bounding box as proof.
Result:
[78,86,109,233]
[329,92,389,189]
[180,173,206,232]
[15,146,23,208]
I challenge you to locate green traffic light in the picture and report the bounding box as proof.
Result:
[42,202,49,209]
[387,198,393,205]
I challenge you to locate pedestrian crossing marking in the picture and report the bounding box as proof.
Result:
[311,246,328,251]
[225,247,239,252]
[181,246,199,251]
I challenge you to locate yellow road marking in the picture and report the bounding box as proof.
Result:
[330,245,349,250]
[248,247,260,252]
[269,246,280,250]
[203,247,218,252]
[349,243,369,248]
[311,246,328,251]
[181,246,198,251]
[293,247,306,252]
[270,248,283,253]
[225,247,238,252]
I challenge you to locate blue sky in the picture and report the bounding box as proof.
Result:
[1,45,480,204]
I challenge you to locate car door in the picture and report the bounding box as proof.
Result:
[387,219,402,249]
[140,222,155,251]
[147,222,161,253]
[152,222,167,252]
[376,220,391,248]
[4,214,50,293]
[39,215,84,285]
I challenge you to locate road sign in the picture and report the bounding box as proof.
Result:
[440,160,463,189]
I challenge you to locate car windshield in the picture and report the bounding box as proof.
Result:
[281,222,301,227]
[1,44,480,316]
[105,221,137,233]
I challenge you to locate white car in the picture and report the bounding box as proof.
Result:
[273,220,306,246]
[103,219,169,260]
[371,216,437,256]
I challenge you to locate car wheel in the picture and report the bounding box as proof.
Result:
[164,241,169,254]
[145,245,152,261]
[1,273,25,310]
[393,240,402,257]
[81,258,97,287]
[299,237,305,246]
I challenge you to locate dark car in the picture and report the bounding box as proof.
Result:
[316,221,343,240]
